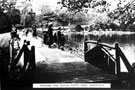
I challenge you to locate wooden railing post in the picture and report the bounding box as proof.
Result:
[23,41,30,70]
[29,46,36,70]
[84,38,88,62]
[115,43,121,75]
[118,46,134,74]
[10,44,25,71]
[84,38,88,52]
[9,40,13,71]
[11,40,27,71]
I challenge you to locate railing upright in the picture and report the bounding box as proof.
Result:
[11,44,25,71]
[115,43,121,75]
[23,41,30,70]
[84,38,88,52]
[28,46,36,70]
[84,40,134,76]
[84,38,88,62]
[118,46,134,74]
[9,40,13,70]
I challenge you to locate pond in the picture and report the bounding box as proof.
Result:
[65,32,135,72]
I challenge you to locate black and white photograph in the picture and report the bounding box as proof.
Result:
[0,0,135,89]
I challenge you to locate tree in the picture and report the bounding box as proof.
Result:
[59,0,135,31]
[58,0,109,13]
[34,4,56,26]
[73,11,88,25]
[18,0,33,27]
[57,0,113,30]
[0,0,17,12]
[7,8,21,26]
[0,0,21,26]
[54,7,88,28]
[25,11,35,27]
[108,0,135,30]
[40,4,54,15]
[0,8,12,33]
[86,13,111,31]
[55,8,74,27]
[0,0,17,33]
[55,10,69,27]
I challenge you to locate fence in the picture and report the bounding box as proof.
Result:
[10,40,36,73]
[84,38,134,75]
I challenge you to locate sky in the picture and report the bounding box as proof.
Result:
[16,0,131,15]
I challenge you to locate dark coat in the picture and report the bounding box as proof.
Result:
[48,27,53,45]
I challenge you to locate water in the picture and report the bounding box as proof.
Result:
[65,32,135,72]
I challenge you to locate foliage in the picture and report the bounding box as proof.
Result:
[127,24,135,31]
[0,0,19,33]
[59,0,135,31]
[55,10,69,26]
[73,11,88,25]
[0,10,12,33]
[40,4,54,16]
[25,11,35,27]
[18,0,34,27]
[58,0,109,13]
[35,15,42,24]
[0,0,17,12]
[57,0,113,31]
[8,8,21,25]
[87,13,111,30]
[0,0,20,25]
[35,3,56,26]
[34,0,112,29]
[107,0,135,30]
[55,7,88,27]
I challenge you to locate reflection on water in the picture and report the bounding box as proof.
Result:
[65,32,135,72]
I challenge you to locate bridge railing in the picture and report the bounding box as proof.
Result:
[10,40,36,72]
[84,38,134,75]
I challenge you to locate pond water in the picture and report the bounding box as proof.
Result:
[65,32,135,72]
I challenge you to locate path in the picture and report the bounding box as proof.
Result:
[17,30,117,84]
[18,30,84,65]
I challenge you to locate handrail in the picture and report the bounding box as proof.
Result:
[10,40,36,72]
[117,45,134,73]
[101,46,116,62]
[11,44,25,71]
[86,40,115,49]
[84,39,134,75]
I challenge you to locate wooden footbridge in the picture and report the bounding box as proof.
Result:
[1,31,135,89]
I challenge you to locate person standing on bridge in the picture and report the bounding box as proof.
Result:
[25,28,29,37]
[32,25,37,38]
[60,32,66,51]
[57,27,62,49]
[48,23,53,48]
